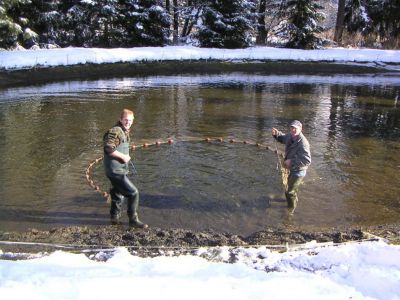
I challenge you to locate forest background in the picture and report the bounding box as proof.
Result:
[1,0,399,51]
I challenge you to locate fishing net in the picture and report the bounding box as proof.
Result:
[86,137,288,208]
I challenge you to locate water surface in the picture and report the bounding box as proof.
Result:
[0,73,399,235]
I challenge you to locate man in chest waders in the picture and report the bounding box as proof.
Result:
[103,109,147,228]
[272,120,311,214]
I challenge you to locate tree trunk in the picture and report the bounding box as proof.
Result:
[256,0,267,44]
[173,0,179,44]
[165,0,170,13]
[334,0,346,44]
[181,0,192,37]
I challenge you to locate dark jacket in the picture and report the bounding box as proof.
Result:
[275,131,311,173]
[103,122,130,176]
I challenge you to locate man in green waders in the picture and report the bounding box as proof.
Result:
[103,109,147,228]
[272,120,311,213]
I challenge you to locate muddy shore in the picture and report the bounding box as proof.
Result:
[1,223,399,258]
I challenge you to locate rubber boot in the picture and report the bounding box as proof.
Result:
[129,214,148,229]
[110,188,124,225]
[127,194,148,229]
[285,175,303,215]
[110,214,122,225]
[286,192,297,215]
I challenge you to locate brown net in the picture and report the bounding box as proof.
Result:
[274,140,288,193]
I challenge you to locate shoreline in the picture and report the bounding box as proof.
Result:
[1,223,399,257]
[1,60,397,89]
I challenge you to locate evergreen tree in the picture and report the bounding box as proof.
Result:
[33,0,61,47]
[197,0,257,49]
[0,0,33,49]
[16,0,61,48]
[256,0,267,44]
[344,0,400,48]
[60,1,93,47]
[368,0,400,46]
[180,0,206,44]
[258,0,286,46]
[283,0,325,49]
[122,0,171,47]
[79,0,121,47]
[343,0,372,36]
[0,0,21,48]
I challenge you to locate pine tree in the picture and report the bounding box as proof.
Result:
[256,0,267,44]
[33,0,61,47]
[343,0,372,36]
[0,0,32,49]
[368,0,400,47]
[79,0,121,47]
[60,0,93,47]
[197,0,257,49]
[258,0,286,46]
[15,0,61,48]
[284,0,325,49]
[180,0,206,44]
[122,0,171,47]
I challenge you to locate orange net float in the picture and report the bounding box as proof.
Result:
[85,137,278,202]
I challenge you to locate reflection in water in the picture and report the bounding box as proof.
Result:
[0,74,399,235]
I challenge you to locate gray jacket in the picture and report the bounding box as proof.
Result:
[275,131,311,172]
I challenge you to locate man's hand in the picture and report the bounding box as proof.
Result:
[272,128,279,137]
[110,150,131,163]
[120,154,131,163]
[284,159,292,169]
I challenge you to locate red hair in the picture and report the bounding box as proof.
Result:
[121,109,134,118]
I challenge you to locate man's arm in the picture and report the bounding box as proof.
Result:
[272,127,288,144]
[109,149,131,163]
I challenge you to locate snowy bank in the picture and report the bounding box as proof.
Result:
[1,240,400,300]
[0,46,400,71]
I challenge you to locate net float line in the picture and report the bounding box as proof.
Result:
[84,137,287,202]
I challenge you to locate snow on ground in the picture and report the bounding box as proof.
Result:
[0,46,400,71]
[0,240,399,300]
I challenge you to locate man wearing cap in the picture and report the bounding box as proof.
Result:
[272,120,311,213]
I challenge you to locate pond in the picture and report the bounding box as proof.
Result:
[0,73,399,236]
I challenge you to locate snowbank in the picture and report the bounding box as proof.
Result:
[1,240,399,300]
[0,46,399,71]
